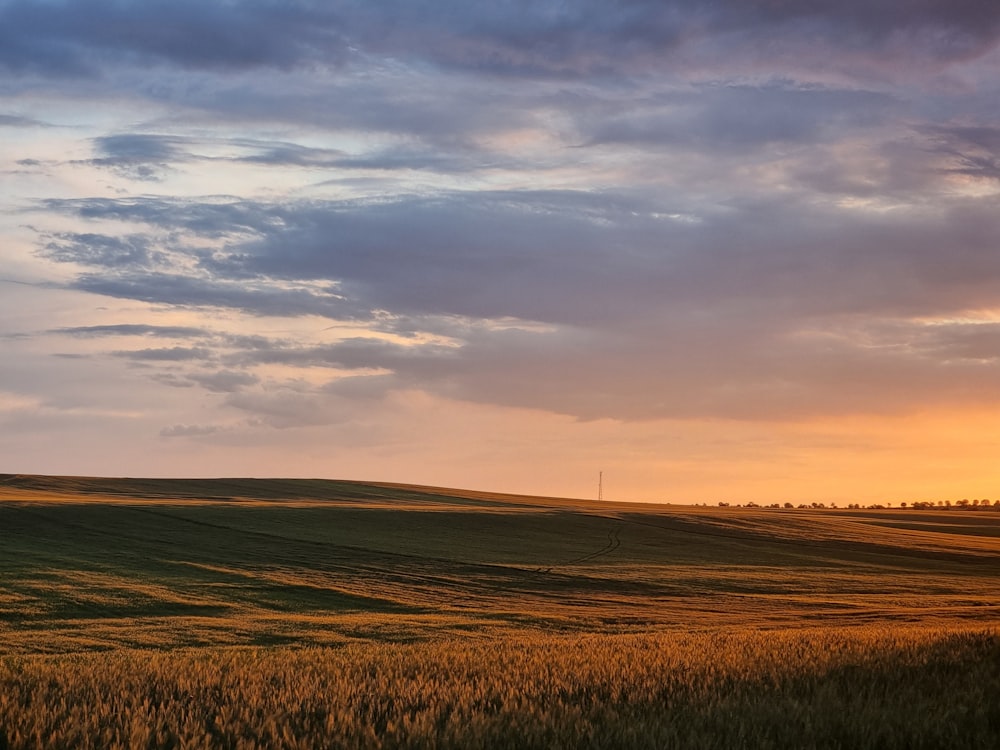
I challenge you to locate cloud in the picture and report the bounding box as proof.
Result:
[71,273,364,320]
[0,0,349,77]
[189,370,259,393]
[223,386,355,429]
[144,192,1000,323]
[31,183,1000,423]
[51,324,207,338]
[580,84,899,152]
[0,113,44,127]
[341,1,1000,80]
[238,317,1000,424]
[160,423,224,438]
[906,321,1000,361]
[8,1,1000,435]
[87,133,189,181]
[0,390,43,412]
[85,134,359,179]
[93,134,182,162]
[236,141,345,168]
[113,346,212,362]
[41,232,161,268]
[285,1,1000,80]
[921,124,1000,182]
[42,197,282,240]
[4,1,997,86]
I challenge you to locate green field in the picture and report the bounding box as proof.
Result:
[1,474,998,747]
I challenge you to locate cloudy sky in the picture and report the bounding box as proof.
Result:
[3,1,1000,503]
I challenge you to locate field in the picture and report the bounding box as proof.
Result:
[1,474,999,747]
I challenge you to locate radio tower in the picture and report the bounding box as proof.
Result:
[598,471,603,502]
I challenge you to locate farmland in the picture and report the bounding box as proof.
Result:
[1,474,998,747]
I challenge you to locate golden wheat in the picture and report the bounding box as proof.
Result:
[1,626,997,749]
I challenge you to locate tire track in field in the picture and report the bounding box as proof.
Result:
[536,525,622,573]
[563,527,621,565]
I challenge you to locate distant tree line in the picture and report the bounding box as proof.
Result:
[713,499,1000,510]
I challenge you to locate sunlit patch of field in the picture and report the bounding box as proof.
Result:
[1,474,999,746]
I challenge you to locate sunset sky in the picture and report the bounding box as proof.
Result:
[3,1,1000,504]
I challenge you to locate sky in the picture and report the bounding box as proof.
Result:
[2,0,1000,504]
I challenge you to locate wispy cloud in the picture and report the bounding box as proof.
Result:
[51,324,208,338]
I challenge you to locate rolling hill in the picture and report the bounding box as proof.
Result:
[2,474,997,653]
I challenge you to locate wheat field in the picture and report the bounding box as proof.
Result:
[2,628,998,749]
[1,475,998,748]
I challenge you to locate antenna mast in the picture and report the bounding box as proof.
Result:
[598,471,603,502]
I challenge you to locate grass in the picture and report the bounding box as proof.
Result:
[1,474,999,747]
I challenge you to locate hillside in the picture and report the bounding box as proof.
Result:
[1,475,998,654]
